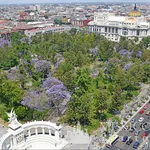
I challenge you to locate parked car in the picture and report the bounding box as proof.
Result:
[114,126,119,131]
[123,136,128,142]
[139,109,145,114]
[143,104,148,109]
[138,117,144,122]
[133,141,140,149]
[129,127,135,133]
[146,111,150,115]
[126,138,133,145]
[142,131,148,138]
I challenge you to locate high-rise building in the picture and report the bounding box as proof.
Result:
[36,5,41,11]
[29,5,36,11]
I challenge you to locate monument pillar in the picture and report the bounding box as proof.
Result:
[35,128,38,135]
[49,129,51,135]
[42,127,45,134]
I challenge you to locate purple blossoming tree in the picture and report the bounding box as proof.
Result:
[34,60,51,74]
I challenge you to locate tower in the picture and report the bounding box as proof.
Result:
[134,4,137,11]
[128,3,141,17]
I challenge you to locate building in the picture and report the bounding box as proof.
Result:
[71,19,91,27]
[24,26,73,37]
[88,5,150,42]
[29,5,37,11]
[0,110,92,150]
[0,109,68,150]
[36,5,41,12]
[128,4,141,17]
[20,11,27,20]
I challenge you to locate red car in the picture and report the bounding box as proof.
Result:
[143,104,148,110]
[139,109,145,114]
[142,131,147,138]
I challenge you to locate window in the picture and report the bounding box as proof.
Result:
[122,28,128,35]
[137,30,140,36]
[112,28,114,33]
[115,28,118,33]
[105,27,107,32]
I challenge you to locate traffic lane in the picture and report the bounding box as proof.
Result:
[116,106,150,149]
[118,103,150,136]
[103,102,150,150]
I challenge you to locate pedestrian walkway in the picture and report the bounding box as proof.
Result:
[0,125,7,138]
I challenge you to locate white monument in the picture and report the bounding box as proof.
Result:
[0,109,68,150]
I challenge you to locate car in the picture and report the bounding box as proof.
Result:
[126,138,133,145]
[138,117,144,122]
[139,109,145,114]
[143,104,148,109]
[140,123,143,128]
[142,131,148,138]
[129,127,135,133]
[123,136,128,142]
[133,141,140,149]
[114,126,119,131]
[146,111,150,115]
[134,130,140,136]
[143,122,148,128]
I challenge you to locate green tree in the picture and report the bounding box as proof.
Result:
[1,80,24,107]
[74,68,91,96]
[11,32,23,46]
[0,48,18,70]
[69,28,77,35]
[94,89,110,121]
[99,39,114,61]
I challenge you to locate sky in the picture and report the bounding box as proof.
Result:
[1,0,150,4]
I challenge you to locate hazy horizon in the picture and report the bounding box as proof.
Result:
[1,0,150,4]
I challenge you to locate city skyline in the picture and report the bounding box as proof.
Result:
[1,0,150,4]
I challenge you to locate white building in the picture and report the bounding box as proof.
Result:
[0,109,68,150]
[24,26,73,37]
[88,12,150,42]
[29,6,37,11]
[36,5,41,11]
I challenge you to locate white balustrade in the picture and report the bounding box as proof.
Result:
[0,121,66,150]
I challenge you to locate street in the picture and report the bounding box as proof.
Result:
[103,100,150,150]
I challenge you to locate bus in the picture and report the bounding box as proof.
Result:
[105,134,119,149]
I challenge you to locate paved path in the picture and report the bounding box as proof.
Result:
[0,125,8,138]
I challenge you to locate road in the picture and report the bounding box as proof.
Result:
[103,101,150,150]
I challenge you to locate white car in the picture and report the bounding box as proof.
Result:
[138,117,144,122]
